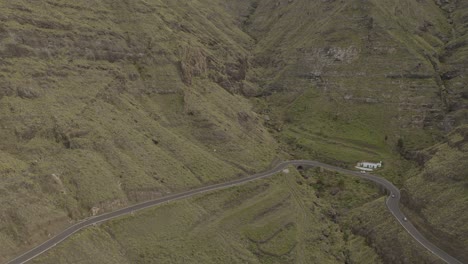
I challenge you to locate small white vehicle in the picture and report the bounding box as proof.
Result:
[403,217,408,221]
[391,194,395,198]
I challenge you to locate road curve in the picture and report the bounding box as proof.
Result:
[7,160,463,264]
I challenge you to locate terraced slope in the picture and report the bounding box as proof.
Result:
[31,169,385,264]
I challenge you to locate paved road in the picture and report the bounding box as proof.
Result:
[7,160,463,264]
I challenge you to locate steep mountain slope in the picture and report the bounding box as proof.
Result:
[0,1,278,262]
[1,0,466,263]
[235,0,468,261]
[402,125,468,261]
[397,1,468,261]
[242,0,464,161]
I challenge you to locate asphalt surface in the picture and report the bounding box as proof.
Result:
[6,160,463,264]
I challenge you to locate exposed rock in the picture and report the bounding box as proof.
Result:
[179,46,207,85]
[16,86,40,99]
[91,207,100,216]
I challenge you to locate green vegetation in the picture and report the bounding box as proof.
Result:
[343,197,442,264]
[246,0,455,162]
[0,1,278,262]
[401,125,468,260]
[32,169,382,264]
[1,0,467,263]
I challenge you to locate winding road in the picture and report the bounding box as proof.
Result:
[6,160,463,264]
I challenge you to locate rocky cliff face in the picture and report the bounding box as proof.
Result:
[240,0,465,148]
[436,0,468,130]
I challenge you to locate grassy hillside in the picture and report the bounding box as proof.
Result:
[32,166,446,264]
[238,0,467,261]
[0,1,279,262]
[401,125,468,261]
[32,169,385,264]
[0,0,466,263]
[243,0,459,162]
